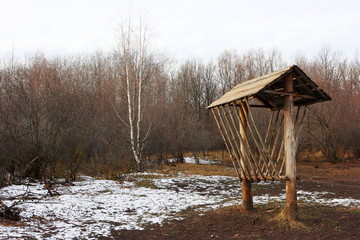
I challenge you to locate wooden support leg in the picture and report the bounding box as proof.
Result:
[284,179,297,218]
[283,75,298,220]
[240,103,254,211]
[242,180,254,211]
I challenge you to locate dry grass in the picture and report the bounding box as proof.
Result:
[269,211,309,230]
[193,150,233,165]
[134,179,158,189]
[297,148,357,162]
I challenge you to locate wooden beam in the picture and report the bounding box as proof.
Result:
[283,74,298,220]
[262,90,317,100]
[254,95,274,109]
[258,175,288,181]
[248,104,271,108]
[293,69,331,100]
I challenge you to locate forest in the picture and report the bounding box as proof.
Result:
[0,25,359,185]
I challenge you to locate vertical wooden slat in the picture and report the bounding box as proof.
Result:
[216,107,250,180]
[267,110,281,148]
[267,110,284,177]
[211,99,302,183]
[295,107,307,148]
[224,104,258,182]
[269,112,283,159]
[211,108,244,180]
[240,101,277,179]
[222,105,252,180]
[263,112,282,176]
[264,111,275,145]
[231,104,265,181]
[219,106,252,180]
[245,101,282,180]
[219,106,250,179]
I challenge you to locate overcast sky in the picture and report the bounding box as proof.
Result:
[1,0,359,62]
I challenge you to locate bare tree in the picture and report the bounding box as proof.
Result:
[113,19,160,171]
[217,50,243,93]
[300,47,360,162]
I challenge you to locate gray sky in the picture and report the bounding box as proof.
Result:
[1,0,359,62]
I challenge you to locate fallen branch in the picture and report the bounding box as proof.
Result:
[20,156,40,178]
[0,199,21,221]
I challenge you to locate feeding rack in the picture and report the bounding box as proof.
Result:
[208,65,331,216]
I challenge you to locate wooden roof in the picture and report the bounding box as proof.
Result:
[208,65,331,110]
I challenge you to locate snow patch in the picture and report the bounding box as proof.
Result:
[0,174,240,239]
[183,157,221,165]
[166,157,221,165]
[0,173,359,239]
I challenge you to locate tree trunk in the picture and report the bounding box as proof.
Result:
[283,75,297,219]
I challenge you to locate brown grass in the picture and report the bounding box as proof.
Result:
[297,148,357,162]
[269,211,309,230]
[194,150,233,164]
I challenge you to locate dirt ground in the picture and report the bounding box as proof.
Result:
[112,159,360,240]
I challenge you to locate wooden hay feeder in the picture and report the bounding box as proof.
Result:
[207,65,331,218]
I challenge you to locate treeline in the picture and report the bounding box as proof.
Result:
[0,45,359,182]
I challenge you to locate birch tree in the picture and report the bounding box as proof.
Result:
[113,20,157,171]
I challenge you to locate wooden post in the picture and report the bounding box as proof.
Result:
[240,102,254,211]
[283,75,297,219]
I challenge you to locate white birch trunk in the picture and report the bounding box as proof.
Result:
[125,59,140,169]
[115,19,155,172]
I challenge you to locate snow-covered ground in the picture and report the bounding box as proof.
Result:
[0,172,359,239]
